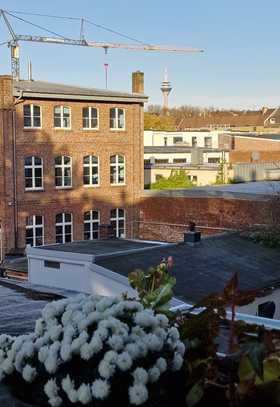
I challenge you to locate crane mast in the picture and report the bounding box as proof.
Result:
[0,9,204,81]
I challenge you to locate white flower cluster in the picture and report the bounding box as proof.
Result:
[0,294,185,406]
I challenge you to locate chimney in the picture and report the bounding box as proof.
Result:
[28,59,33,81]
[0,75,13,108]
[132,71,144,93]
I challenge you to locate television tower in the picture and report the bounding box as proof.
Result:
[161,68,172,110]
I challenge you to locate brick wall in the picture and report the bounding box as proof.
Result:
[233,137,280,152]
[0,76,144,255]
[137,195,270,242]
[230,150,280,163]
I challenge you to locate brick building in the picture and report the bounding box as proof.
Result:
[0,72,147,258]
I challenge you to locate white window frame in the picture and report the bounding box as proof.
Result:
[24,156,43,191]
[110,108,125,130]
[82,107,99,130]
[83,155,99,187]
[53,106,71,129]
[55,213,73,244]
[204,137,212,148]
[26,215,44,247]
[55,156,72,188]
[110,154,125,185]
[23,104,42,129]
[110,208,125,238]
[84,210,100,240]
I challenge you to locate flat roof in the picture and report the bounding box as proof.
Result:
[142,181,280,200]
[144,146,227,153]
[96,234,280,304]
[39,239,164,259]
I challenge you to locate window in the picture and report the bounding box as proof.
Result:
[55,213,72,243]
[155,159,169,164]
[83,107,99,129]
[144,159,151,165]
[84,210,100,240]
[55,156,72,187]
[110,154,125,185]
[24,104,41,128]
[44,260,60,270]
[164,137,168,146]
[54,106,71,128]
[204,137,212,148]
[110,208,125,238]
[173,158,187,163]
[110,108,125,130]
[83,155,99,186]
[24,156,43,190]
[173,137,183,144]
[26,215,44,246]
[208,157,220,163]
[192,136,197,147]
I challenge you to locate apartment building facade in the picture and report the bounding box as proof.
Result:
[0,72,147,258]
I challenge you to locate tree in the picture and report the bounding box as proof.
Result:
[149,170,194,189]
[144,112,175,131]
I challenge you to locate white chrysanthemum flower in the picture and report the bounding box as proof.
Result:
[49,397,62,407]
[169,327,180,342]
[125,343,139,360]
[77,383,92,404]
[103,350,118,364]
[171,353,183,371]
[96,297,115,312]
[35,318,45,336]
[21,342,35,358]
[144,334,163,352]
[129,384,148,405]
[44,378,59,399]
[91,379,110,400]
[95,327,109,341]
[135,341,148,358]
[2,358,14,374]
[42,304,57,321]
[156,357,167,373]
[98,359,115,379]
[38,346,49,363]
[134,310,158,328]
[60,343,71,362]
[107,334,124,351]
[50,325,63,341]
[61,374,74,394]
[68,389,78,403]
[61,310,73,326]
[22,364,37,382]
[71,332,88,354]
[116,352,132,371]
[0,349,5,364]
[153,327,167,341]
[87,311,102,325]
[34,337,46,350]
[176,341,186,357]
[132,367,148,385]
[156,314,169,328]
[148,366,161,383]
[44,353,58,374]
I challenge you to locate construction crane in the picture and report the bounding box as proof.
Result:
[0,9,204,81]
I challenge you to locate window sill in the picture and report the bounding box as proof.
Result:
[110,183,126,187]
[83,185,100,188]
[55,186,73,190]
[82,128,99,131]
[53,128,72,131]
[110,128,126,132]
[25,188,44,192]
[23,127,42,131]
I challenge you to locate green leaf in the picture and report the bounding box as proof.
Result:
[186,382,204,407]
[256,356,280,385]
[238,355,255,382]
[242,341,265,380]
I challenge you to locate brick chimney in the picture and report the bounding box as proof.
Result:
[0,75,13,108]
[132,71,144,93]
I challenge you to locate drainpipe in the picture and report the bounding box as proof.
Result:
[12,109,18,249]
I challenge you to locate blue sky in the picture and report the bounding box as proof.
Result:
[0,0,279,109]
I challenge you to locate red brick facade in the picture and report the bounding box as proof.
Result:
[138,195,271,242]
[0,75,145,256]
